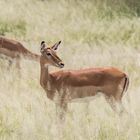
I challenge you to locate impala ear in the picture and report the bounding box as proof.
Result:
[40,41,46,53]
[51,41,61,50]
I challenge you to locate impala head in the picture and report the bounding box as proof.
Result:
[40,41,64,68]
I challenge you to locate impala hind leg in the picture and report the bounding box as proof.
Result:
[105,95,127,115]
[14,57,21,77]
[105,96,117,112]
[15,57,21,69]
[114,84,128,115]
[113,99,126,115]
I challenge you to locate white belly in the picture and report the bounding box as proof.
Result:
[53,86,103,103]
[70,92,103,103]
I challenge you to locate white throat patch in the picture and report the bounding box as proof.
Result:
[44,64,49,68]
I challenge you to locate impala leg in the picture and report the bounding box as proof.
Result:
[55,102,67,139]
[54,101,67,139]
[85,102,90,116]
[116,100,127,115]
[61,102,67,120]
[14,56,21,78]
[15,58,21,69]
[114,97,128,115]
[105,96,117,112]
[114,86,128,115]
[55,102,67,122]
[105,95,127,115]
[8,59,13,69]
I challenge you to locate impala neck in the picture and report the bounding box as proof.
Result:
[26,52,40,62]
[40,57,50,90]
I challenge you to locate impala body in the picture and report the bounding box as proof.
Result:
[40,41,129,119]
[0,37,40,68]
[46,68,128,102]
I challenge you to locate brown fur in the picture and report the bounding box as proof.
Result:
[0,37,40,68]
[40,41,129,120]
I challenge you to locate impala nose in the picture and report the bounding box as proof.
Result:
[59,62,64,68]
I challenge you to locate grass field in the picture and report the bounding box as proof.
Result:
[0,0,140,139]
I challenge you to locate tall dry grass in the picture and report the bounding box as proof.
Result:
[0,0,140,139]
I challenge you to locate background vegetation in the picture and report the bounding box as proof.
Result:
[0,0,140,139]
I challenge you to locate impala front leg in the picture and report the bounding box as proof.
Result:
[55,101,67,122]
[8,59,13,69]
[15,56,21,69]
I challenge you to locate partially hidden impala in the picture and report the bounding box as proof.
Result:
[40,41,129,119]
[0,37,40,69]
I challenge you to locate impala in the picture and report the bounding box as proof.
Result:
[0,37,40,69]
[40,41,129,119]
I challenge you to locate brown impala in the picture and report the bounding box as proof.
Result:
[40,41,129,119]
[0,37,40,68]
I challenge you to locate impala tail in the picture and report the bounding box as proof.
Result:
[123,75,129,93]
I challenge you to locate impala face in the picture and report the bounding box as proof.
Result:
[40,41,64,68]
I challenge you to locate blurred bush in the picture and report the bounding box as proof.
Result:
[0,20,26,37]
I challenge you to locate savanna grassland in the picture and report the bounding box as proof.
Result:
[0,0,140,139]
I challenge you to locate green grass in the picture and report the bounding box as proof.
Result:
[0,0,140,140]
[0,20,26,37]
